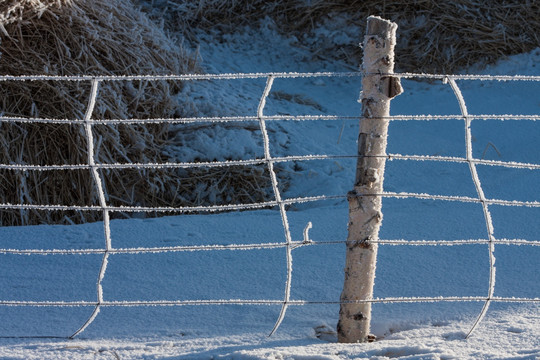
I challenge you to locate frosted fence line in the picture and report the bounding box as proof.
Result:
[1,237,539,256]
[1,114,539,126]
[2,192,539,212]
[2,154,540,171]
[1,296,539,309]
[0,71,538,339]
[1,72,540,81]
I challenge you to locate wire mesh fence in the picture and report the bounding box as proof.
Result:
[0,71,539,339]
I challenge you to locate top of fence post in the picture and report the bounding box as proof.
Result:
[356,16,402,186]
[338,15,402,343]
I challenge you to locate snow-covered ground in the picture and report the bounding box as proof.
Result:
[0,20,539,360]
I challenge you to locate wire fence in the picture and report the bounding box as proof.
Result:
[0,71,539,339]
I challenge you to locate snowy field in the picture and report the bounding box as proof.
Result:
[1,20,539,360]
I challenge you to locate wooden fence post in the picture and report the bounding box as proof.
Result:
[337,16,402,343]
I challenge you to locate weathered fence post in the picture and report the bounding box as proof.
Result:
[338,16,402,343]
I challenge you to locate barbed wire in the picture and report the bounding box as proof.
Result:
[0,71,538,340]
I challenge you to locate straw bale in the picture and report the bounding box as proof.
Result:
[0,0,273,226]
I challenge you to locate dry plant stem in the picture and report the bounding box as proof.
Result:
[338,16,402,343]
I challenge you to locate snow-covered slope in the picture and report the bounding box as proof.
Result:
[0,21,539,360]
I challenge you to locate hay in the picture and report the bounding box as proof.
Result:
[149,0,540,73]
[0,0,274,226]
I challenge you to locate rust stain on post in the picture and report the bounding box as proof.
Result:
[338,16,402,343]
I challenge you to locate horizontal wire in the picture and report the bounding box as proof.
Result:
[0,114,353,125]
[1,190,538,213]
[1,153,538,172]
[386,154,540,170]
[366,238,540,246]
[0,202,277,213]
[0,154,357,171]
[308,239,540,246]
[382,114,540,121]
[2,72,540,82]
[397,73,540,82]
[1,296,538,308]
[379,191,540,208]
[1,238,538,256]
[0,242,289,255]
[0,194,344,213]
[1,114,539,125]
[0,71,362,82]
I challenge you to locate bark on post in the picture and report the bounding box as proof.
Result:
[337,16,402,343]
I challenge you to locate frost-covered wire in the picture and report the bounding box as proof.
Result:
[0,71,362,82]
[1,191,539,214]
[69,79,112,339]
[2,71,540,82]
[385,154,540,170]
[256,75,295,337]
[2,296,538,310]
[1,237,538,256]
[1,153,538,173]
[0,114,354,125]
[0,154,357,171]
[2,113,539,126]
[399,73,540,82]
[447,76,498,339]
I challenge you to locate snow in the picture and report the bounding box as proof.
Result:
[1,17,539,360]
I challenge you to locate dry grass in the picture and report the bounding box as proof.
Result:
[148,0,540,73]
[3,0,538,225]
[0,0,273,226]
[296,0,540,73]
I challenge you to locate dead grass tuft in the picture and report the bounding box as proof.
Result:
[0,0,273,226]
[5,0,537,225]
[147,0,540,73]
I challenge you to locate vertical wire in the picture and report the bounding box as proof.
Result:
[447,77,497,338]
[256,76,294,336]
[70,78,112,339]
